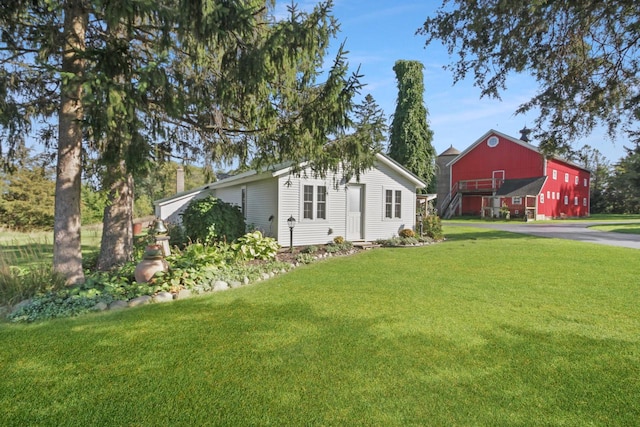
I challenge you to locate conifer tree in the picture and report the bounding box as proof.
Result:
[389,60,436,192]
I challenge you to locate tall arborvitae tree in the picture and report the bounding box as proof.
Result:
[389,60,436,192]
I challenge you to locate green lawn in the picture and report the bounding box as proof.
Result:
[590,223,640,234]
[0,226,102,268]
[1,227,639,425]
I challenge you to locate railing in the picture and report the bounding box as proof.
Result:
[458,178,503,192]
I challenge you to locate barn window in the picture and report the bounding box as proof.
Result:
[574,196,578,205]
[316,186,327,219]
[556,192,560,200]
[564,173,569,183]
[512,196,522,205]
[564,195,569,205]
[540,194,545,203]
[552,170,557,180]
[575,176,579,185]
[547,191,551,199]
[584,178,588,187]
[583,198,587,206]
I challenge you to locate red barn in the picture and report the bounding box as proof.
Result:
[437,130,591,220]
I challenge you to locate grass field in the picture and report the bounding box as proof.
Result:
[590,223,640,234]
[1,226,638,426]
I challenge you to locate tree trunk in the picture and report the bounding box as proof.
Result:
[53,0,87,285]
[97,160,134,270]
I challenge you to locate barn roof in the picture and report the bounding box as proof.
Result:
[495,177,547,197]
[446,129,591,173]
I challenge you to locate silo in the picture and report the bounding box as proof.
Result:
[435,146,460,215]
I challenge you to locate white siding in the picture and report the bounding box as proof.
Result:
[277,174,346,246]
[359,161,417,240]
[155,189,213,224]
[246,179,278,238]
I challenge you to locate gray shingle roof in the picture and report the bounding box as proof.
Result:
[495,177,547,197]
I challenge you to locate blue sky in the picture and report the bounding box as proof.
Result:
[276,0,628,162]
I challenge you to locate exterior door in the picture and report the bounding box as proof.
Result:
[346,185,364,241]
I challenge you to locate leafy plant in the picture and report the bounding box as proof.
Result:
[333,236,345,244]
[302,245,319,254]
[180,196,245,244]
[295,253,315,264]
[231,231,280,261]
[423,215,444,240]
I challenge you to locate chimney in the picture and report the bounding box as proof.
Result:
[176,166,185,193]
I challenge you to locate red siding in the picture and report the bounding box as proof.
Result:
[539,159,590,218]
[450,132,590,218]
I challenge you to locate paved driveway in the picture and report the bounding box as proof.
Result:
[450,221,640,249]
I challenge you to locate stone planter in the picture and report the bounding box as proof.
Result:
[134,257,168,283]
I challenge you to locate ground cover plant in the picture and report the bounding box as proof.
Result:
[1,226,638,425]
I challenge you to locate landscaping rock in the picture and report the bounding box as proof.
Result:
[229,281,242,289]
[109,300,128,310]
[153,292,173,303]
[176,289,192,299]
[128,295,152,307]
[243,276,250,285]
[92,302,108,312]
[261,272,271,280]
[213,280,229,291]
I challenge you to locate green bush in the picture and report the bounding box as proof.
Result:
[231,231,280,261]
[181,196,245,244]
[0,263,67,306]
[424,215,444,240]
[333,236,345,244]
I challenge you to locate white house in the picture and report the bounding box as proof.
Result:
[154,153,426,246]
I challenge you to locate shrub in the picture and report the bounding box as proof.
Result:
[424,215,444,240]
[333,236,345,245]
[302,245,319,254]
[180,196,245,244]
[399,228,415,238]
[0,263,67,306]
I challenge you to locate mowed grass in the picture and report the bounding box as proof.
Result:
[0,226,102,268]
[1,227,639,426]
[590,223,640,234]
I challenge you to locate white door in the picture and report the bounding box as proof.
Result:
[346,185,364,241]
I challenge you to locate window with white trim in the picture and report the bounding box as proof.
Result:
[552,170,557,180]
[564,173,569,183]
[385,189,402,219]
[316,186,327,219]
[574,196,578,205]
[583,198,587,206]
[512,196,522,205]
[540,193,545,203]
[584,178,588,187]
[303,185,327,220]
[547,190,551,199]
[575,176,579,185]
[303,185,314,219]
[564,195,569,205]
[551,192,555,200]
[556,192,560,200]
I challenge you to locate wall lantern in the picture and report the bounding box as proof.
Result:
[287,215,296,253]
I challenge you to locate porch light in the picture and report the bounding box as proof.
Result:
[287,215,296,253]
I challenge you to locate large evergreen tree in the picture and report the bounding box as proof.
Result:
[420,0,640,155]
[388,60,436,192]
[1,1,385,276]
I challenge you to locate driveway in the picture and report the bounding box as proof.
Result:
[449,221,640,249]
